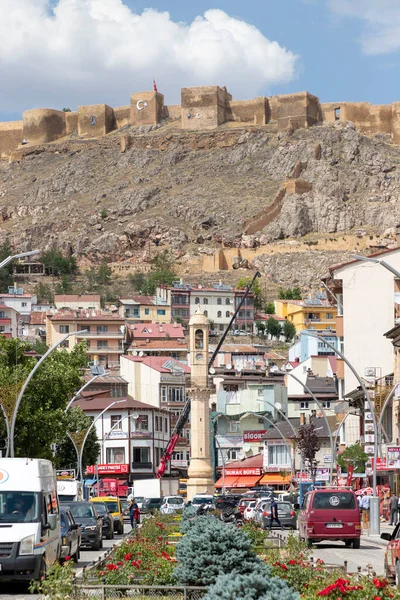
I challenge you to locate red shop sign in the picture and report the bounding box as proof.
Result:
[86,463,129,475]
[243,430,267,442]
[225,468,262,476]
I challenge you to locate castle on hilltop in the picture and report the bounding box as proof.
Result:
[1,85,399,158]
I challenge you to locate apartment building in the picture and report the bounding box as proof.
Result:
[54,294,101,311]
[289,330,338,363]
[125,322,187,361]
[275,294,337,333]
[46,310,125,368]
[0,305,19,338]
[118,295,171,324]
[0,285,36,317]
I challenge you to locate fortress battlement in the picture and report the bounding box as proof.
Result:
[1,85,399,158]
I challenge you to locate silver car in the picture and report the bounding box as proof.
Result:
[261,501,297,530]
[254,498,272,526]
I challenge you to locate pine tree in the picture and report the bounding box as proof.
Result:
[203,572,300,600]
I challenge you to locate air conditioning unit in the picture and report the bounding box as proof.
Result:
[365,367,378,378]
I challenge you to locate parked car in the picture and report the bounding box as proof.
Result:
[141,498,163,514]
[238,497,257,516]
[61,501,103,550]
[160,496,185,514]
[261,501,297,530]
[243,500,257,521]
[192,494,215,511]
[297,488,361,548]
[214,495,240,511]
[90,501,114,539]
[121,499,130,523]
[254,498,273,525]
[91,496,124,534]
[382,524,400,583]
[59,506,81,563]
[134,496,145,510]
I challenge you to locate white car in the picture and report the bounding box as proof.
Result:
[243,500,257,520]
[160,496,185,514]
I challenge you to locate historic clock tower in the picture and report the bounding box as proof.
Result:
[186,305,215,501]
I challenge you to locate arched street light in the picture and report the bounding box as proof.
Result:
[303,331,380,535]
[9,329,88,457]
[0,250,40,270]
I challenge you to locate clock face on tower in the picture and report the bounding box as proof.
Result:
[195,353,203,361]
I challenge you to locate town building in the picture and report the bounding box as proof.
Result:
[74,392,172,483]
[0,305,19,338]
[214,453,264,491]
[0,285,36,317]
[46,310,125,368]
[54,294,101,311]
[21,310,46,341]
[209,343,268,370]
[289,330,338,363]
[118,295,171,323]
[274,294,337,333]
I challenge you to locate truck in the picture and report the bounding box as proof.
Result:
[131,478,179,500]
[91,478,129,498]
[0,458,61,581]
[56,469,83,502]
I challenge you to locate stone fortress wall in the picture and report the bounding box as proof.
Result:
[1,84,400,158]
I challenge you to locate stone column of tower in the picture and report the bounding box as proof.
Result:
[186,305,215,501]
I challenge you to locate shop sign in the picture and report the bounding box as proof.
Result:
[225,468,262,476]
[243,430,267,443]
[371,458,388,471]
[56,469,75,480]
[216,434,243,447]
[264,465,290,473]
[295,468,329,482]
[107,430,128,438]
[387,447,400,469]
[86,463,129,475]
[323,455,332,463]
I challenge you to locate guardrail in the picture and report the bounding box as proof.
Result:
[73,584,207,599]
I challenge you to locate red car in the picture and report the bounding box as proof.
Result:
[382,525,400,583]
[297,488,361,548]
[238,497,257,515]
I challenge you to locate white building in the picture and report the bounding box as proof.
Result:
[0,286,36,317]
[54,294,101,311]
[0,305,19,338]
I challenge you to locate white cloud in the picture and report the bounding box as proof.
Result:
[328,0,400,55]
[0,0,298,116]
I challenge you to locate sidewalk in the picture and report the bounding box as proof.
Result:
[362,522,395,547]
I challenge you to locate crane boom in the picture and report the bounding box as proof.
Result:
[156,272,261,478]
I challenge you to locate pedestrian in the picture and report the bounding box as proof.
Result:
[268,498,284,531]
[129,498,140,529]
[389,492,398,526]
[361,491,370,528]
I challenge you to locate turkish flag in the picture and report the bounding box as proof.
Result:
[153,79,158,92]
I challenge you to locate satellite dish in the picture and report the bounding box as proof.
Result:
[132,351,138,356]
[226,363,232,370]
[275,402,282,410]
[209,367,216,375]
[139,351,144,357]
[243,444,251,453]
[198,284,202,289]
[236,365,243,372]
[131,413,139,420]
[148,329,152,333]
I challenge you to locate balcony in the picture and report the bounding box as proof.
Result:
[171,459,189,468]
[130,430,152,439]
[94,346,124,353]
[131,462,152,470]
[176,437,189,445]
[76,331,124,338]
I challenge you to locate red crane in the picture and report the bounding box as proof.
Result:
[156,272,261,478]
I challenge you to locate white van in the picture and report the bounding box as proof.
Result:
[0,458,61,581]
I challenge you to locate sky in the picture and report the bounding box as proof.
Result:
[0,0,399,121]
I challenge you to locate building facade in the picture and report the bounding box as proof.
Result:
[275,295,337,333]
[118,295,171,324]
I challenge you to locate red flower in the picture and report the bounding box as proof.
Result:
[124,552,133,561]
[107,564,118,571]
[65,555,71,561]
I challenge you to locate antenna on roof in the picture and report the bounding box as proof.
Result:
[226,363,232,370]
[139,351,144,357]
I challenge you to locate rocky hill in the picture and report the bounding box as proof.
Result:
[1,119,399,291]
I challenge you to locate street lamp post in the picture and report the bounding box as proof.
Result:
[0,250,40,270]
[65,369,109,413]
[277,369,335,484]
[252,413,295,479]
[9,329,88,458]
[303,331,381,535]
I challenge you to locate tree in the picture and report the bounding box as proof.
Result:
[297,423,322,484]
[282,320,296,342]
[0,338,89,459]
[34,282,54,304]
[96,260,112,286]
[256,321,266,336]
[174,516,268,586]
[54,406,100,472]
[337,443,368,474]
[129,272,146,293]
[55,275,73,294]
[236,277,263,310]
[278,287,302,300]
[264,301,275,315]
[62,108,72,112]
[0,241,14,293]
[266,317,282,339]
[41,250,77,277]
[204,572,299,600]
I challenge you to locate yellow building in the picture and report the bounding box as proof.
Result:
[274,297,337,332]
[118,295,171,324]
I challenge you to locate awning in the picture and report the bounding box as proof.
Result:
[215,475,239,488]
[235,475,262,488]
[259,473,291,485]
[84,478,97,486]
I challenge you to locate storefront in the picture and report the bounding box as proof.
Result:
[215,454,263,490]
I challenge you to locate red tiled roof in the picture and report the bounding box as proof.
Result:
[54,295,100,303]
[328,356,337,373]
[255,313,285,321]
[120,295,156,306]
[128,323,185,339]
[0,304,18,313]
[74,394,170,413]
[224,453,263,470]
[0,293,32,298]
[123,355,190,373]
[30,312,46,325]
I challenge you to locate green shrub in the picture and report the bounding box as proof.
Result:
[175,516,268,586]
[203,572,299,600]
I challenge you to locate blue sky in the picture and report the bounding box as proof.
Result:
[0,0,398,121]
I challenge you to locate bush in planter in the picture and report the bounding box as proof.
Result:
[175,516,268,586]
[203,571,299,600]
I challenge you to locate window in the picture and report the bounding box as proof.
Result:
[229,421,240,433]
[135,415,149,431]
[217,298,222,305]
[106,447,125,464]
[133,447,150,463]
[85,340,91,348]
[59,325,69,333]
[203,298,208,305]
[97,325,108,333]
[97,340,108,349]
[159,417,163,432]
[195,329,204,349]
[132,308,140,318]
[334,107,341,121]
[339,336,344,354]
[204,310,208,317]
[268,444,291,466]
[227,449,238,460]
[157,309,166,316]
[225,298,230,305]
[110,415,122,430]
[326,313,333,319]
[165,418,168,432]
[0,326,4,333]
[300,401,309,409]
[322,401,331,409]
[145,308,150,315]
[22,302,27,308]
[155,416,159,431]
[161,386,167,402]
[226,311,230,318]
[336,293,343,316]
[195,297,200,304]
[0,312,4,319]
[217,311,222,318]
[60,340,69,348]
[257,388,264,397]
[168,387,185,402]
